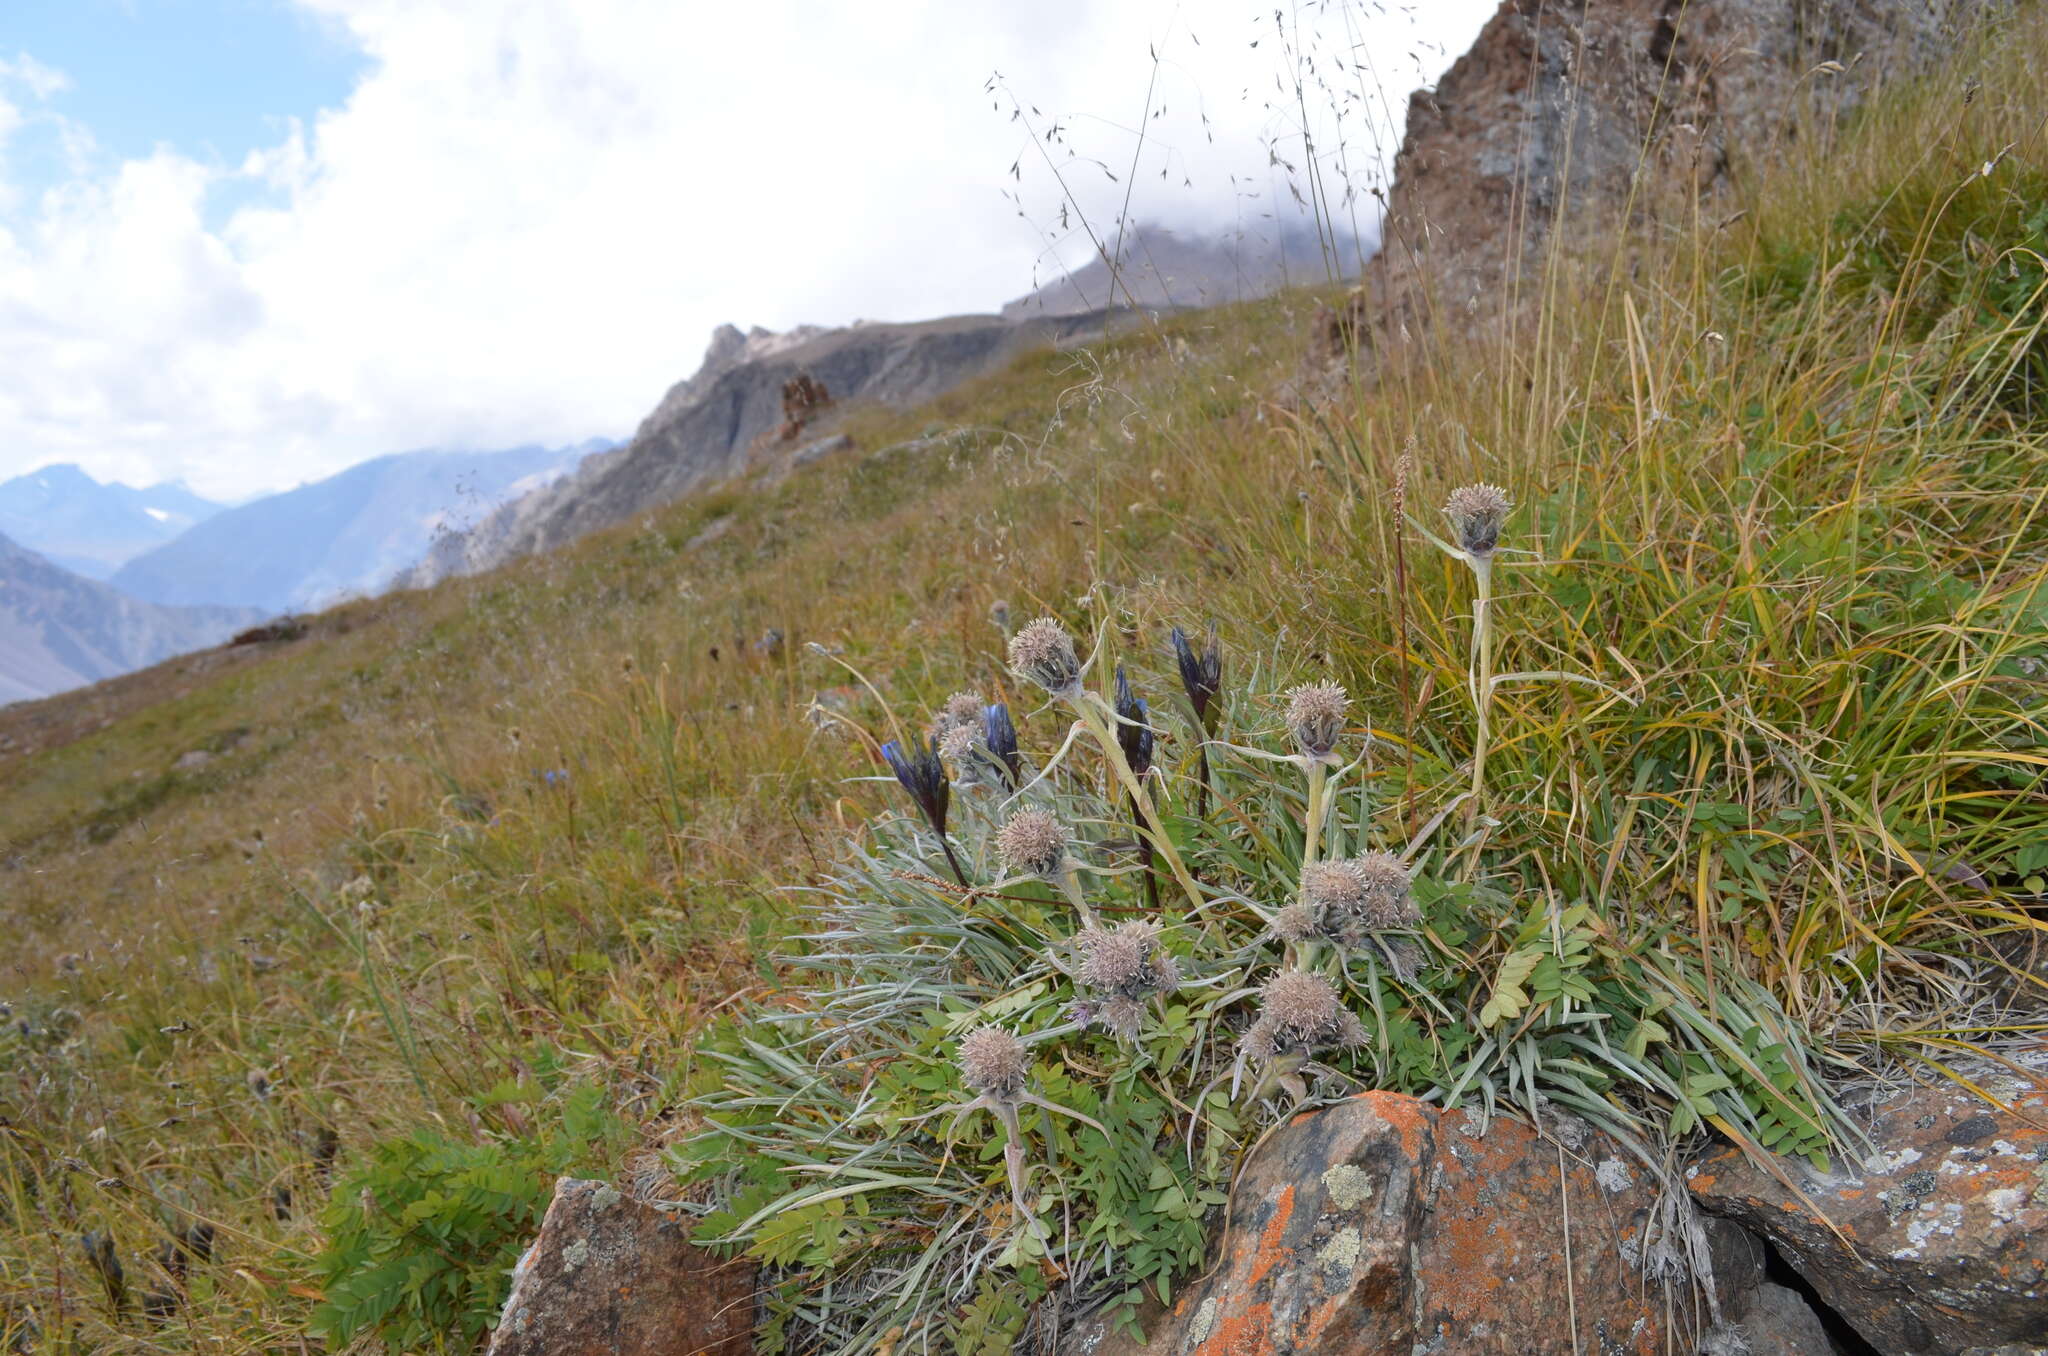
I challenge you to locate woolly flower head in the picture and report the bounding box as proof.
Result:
[1443,483,1512,559]
[957,1026,1028,1101]
[1300,859,1369,914]
[1240,969,1368,1063]
[938,690,985,734]
[1074,921,1179,1001]
[1009,617,1082,697]
[1349,851,1415,925]
[996,807,1067,878]
[1284,681,1348,761]
[1270,903,1319,943]
[1093,995,1148,1041]
[938,722,977,768]
[1299,852,1416,946]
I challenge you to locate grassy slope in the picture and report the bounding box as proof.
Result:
[5,13,2048,1350]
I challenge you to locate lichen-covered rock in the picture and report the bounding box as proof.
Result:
[486,1176,753,1356]
[1687,1057,2048,1355]
[1075,1091,1704,1355]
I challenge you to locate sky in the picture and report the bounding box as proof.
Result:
[0,0,1495,501]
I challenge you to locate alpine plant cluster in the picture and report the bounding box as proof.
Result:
[845,493,1523,1216]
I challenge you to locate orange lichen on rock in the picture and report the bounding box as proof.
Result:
[1084,1092,1678,1356]
[1243,1183,1297,1287]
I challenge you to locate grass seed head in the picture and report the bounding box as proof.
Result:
[957,1025,1028,1100]
[1443,483,1512,558]
[1009,617,1082,697]
[1284,680,1348,761]
[996,807,1066,879]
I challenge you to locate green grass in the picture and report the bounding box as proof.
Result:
[4,10,2048,1352]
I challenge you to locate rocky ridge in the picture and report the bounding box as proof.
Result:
[400,309,1118,588]
[403,220,1366,589]
[1353,0,2010,336]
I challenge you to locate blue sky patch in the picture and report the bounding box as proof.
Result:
[3,0,365,219]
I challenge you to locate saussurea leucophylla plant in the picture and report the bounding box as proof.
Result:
[676,522,1849,1355]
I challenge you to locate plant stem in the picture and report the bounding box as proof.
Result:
[1130,790,1159,913]
[1301,760,1329,871]
[1073,695,1204,910]
[1057,865,1100,929]
[938,837,970,890]
[1466,555,1496,818]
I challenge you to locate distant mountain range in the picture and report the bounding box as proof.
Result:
[0,463,226,578]
[0,532,262,705]
[110,441,607,612]
[0,221,1351,700]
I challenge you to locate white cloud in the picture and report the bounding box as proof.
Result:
[0,1,1493,500]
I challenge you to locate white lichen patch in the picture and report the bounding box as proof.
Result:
[1316,1227,1363,1273]
[590,1183,622,1212]
[561,1237,590,1269]
[1594,1157,1633,1194]
[1322,1163,1375,1210]
[1898,1201,1966,1257]
[1867,1146,1924,1175]
[1938,1153,1988,1177]
[1186,1297,1219,1345]
[1987,1187,2028,1224]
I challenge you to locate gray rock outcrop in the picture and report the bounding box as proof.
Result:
[1688,1053,2048,1355]
[1361,0,2012,327]
[1072,1091,1732,1356]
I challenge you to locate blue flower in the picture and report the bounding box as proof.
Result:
[881,734,965,886]
[1170,623,1222,732]
[981,702,1022,789]
[1114,666,1154,777]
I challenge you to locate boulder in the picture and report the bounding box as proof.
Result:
[486,1177,753,1356]
[1687,1054,2048,1355]
[1724,1282,1835,1354]
[1075,1091,1711,1355]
